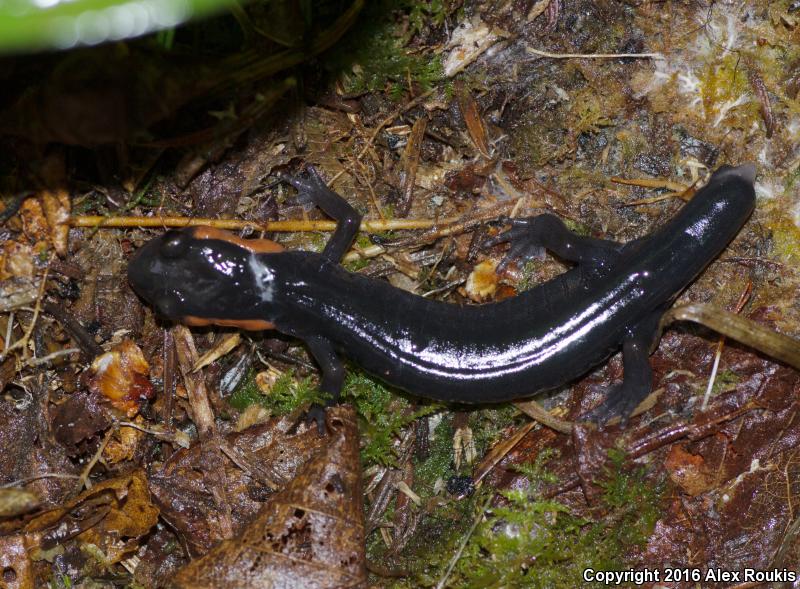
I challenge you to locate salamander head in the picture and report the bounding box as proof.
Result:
[690,162,757,219]
[708,162,756,186]
[127,226,284,330]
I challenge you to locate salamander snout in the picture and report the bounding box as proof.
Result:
[711,162,756,185]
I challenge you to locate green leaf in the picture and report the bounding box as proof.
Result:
[0,0,233,53]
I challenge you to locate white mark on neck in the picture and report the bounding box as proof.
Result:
[248,254,275,303]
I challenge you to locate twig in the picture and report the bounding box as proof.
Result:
[0,260,51,361]
[0,473,80,489]
[701,282,752,410]
[610,176,689,192]
[4,312,14,351]
[70,214,461,232]
[76,427,114,491]
[526,47,664,59]
[25,348,80,367]
[43,301,103,357]
[354,89,436,164]
[663,303,800,370]
[435,493,493,589]
[513,400,572,434]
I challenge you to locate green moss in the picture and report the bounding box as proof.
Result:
[597,449,663,550]
[414,415,456,490]
[698,53,753,129]
[568,89,613,136]
[344,234,377,271]
[508,109,569,170]
[517,260,543,292]
[343,256,371,272]
[784,165,800,191]
[371,490,482,586]
[708,369,740,396]
[326,0,444,97]
[511,447,560,489]
[342,369,440,467]
[227,369,324,414]
[227,369,263,410]
[406,0,448,38]
[770,217,800,265]
[389,449,663,588]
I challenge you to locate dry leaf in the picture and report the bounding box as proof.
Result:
[169,406,366,589]
[41,189,71,257]
[664,444,716,497]
[457,83,491,158]
[192,333,241,373]
[0,534,35,589]
[25,471,158,565]
[88,340,154,418]
[0,488,40,519]
[149,413,328,556]
[464,260,499,301]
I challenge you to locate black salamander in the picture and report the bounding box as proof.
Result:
[127,164,757,425]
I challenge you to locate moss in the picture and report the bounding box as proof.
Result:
[388,449,663,588]
[326,0,444,97]
[414,415,456,491]
[343,256,372,272]
[344,234,377,271]
[697,53,755,130]
[469,405,520,456]
[374,490,483,588]
[511,447,560,489]
[597,449,663,550]
[508,109,570,171]
[227,369,264,410]
[342,369,440,467]
[227,369,324,414]
[769,217,800,265]
[708,369,741,396]
[568,88,613,136]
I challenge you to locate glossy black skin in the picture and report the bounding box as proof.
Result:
[128,165,756,422]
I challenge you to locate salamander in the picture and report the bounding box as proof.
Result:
[127,164,757,425]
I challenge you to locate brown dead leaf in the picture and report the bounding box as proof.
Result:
[664,444,716,497]
[0,534,35,589]
[25,470,158,565]
[398,117,427,216]
[169,406,366,589]
[88,339,154,418]
[51,391,112,455]
[0,488,40,519]
[0,241,36,281]
[41,189,71,257]
[464,259,499,302]
[149,412,328,556]
[103,416,144,464]
[19,199,49,249]
[456,82,491,158]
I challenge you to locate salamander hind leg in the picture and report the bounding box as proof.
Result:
[583,313,662,427]
[278,166,362,262]
[486,214,622,271]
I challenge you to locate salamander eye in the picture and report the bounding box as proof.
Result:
[160,231,190,259]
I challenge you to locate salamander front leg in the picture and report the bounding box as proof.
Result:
[305,336,346,434]
[486,214,622,271]
[583,313,662,427]
[278,166,362,262]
